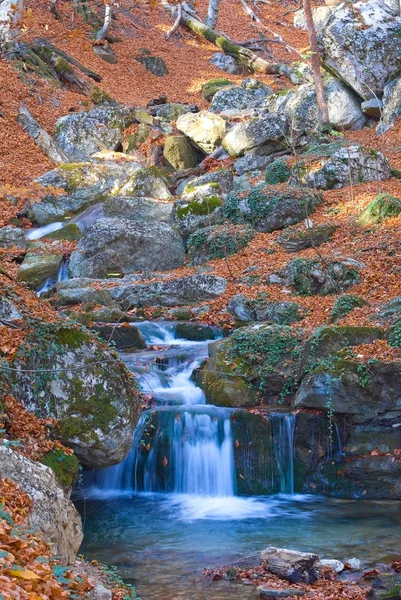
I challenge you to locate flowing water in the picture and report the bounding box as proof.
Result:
[77,322,401,599]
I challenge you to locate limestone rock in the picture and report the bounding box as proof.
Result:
[210,52,248,75]
[118,167,172,199]
[210,80,272,113]
[55,105,135,161]
[176,110,226,154]
[294,6,333,31]
[69,218,185,277]
[0,226,29,249]
[103,195,173,223]
[18,250,63,290]
[222,114,289,157]
[163,135,198,170]
[260,547,319,584]
[0,446,82,565]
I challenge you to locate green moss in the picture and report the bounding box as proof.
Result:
[357,193,401,226]
[54,57,74,75]
[329,294,367,323]
[57,163,88,192]
[176,196,221,220]
[91,85,113,105]
[202,78,233,101]
[55,327,90,349]
[264,158,291,185]
[40,449,79,490]
[44,223,81,241]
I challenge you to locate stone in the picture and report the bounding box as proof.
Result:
[265,77,366,135]
[135,49,168,76]
[118,167,172,199]
[346,558,361,571]
[235,154,274,176]
[69,218,185,277]
[187,223,254,265]
[178,168,234,197]
[379,77,401,131]
[292,145,391,190]
[276,224,336,252]
[18,250,63,290]
[176,110,226,154]
[228,294,308,325]
[270,257,362,296]
[92,324,146,350]
[91,584,112,600]
[210,81,272,113]
[317,559,344,573]
[260,547,319,584]
[367,573,401,599]
[124,122,155,153]
[175,322,219,341]
[103,195,173,223]
[0,297,22,322]
[329,295,367,323]
[163,135,198,170]
[357,193,401,226]
[151,102,195,121]
[317,1,401,100]
[210,52,248,75]
[0,225,29,249]
[222,113,289,157]
[28,160,141,225]
[258,588,305,599]
[171,196,223,239]
[362,98,383,118]
[45,223,82,241]
[265,158,291,185]
[93,45,117,64]
[55,105,135,161]
[0,446,82,564]
[294,6,333,31]
[202,78,233,101]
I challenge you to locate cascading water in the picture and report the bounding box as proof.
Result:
[271,413,296,495]
[36,259,69,296]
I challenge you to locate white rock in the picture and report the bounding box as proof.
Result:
[317,559,344,573]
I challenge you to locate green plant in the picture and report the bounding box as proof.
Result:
[264,158,291,185]
[329,295,367,323]
[187,224,254,266]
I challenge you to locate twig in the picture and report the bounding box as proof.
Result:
[165,3,182,39]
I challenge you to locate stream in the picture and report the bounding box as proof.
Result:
[75,322,401,599]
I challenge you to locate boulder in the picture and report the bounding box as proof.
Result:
[329,294,367,323]
[103,195,173,223]
[18,249,63,290]
[269,257,362,296]
[55,105,135,161]
[175,322,219,341]
[124,122,156,153]
[178,168,234,197]
[28,160,140,225]
[10,322,141,468]
[69,218,185,277]
[225,185,322,232]
[0,446,82,564]
[367,573,401,599]
[222,114,289,157]
[118,167,172,199]
[317,1,401,100]
[135,49,168,76]
[210,80,272,113]
[92,324,146,350]
[276,224,336,252]
[265,77,366,134]
[260,547,319,584]
[176,110,226,154]
[292,145,391,190]
[294,5,333,31]
[163,135,198,170]
[228,294,308,324]
[235,154,275,176]
[151,102,195,121]
[0,296,22,322]
[171,196,223,239]
[44,223,82,241]
[258,588,305,599]
[357,193,401,226]
[210,52,248,75]
[202,78,233,101]
[362,98,383,118]
[379,78,401,132]
[265,158,292,185]
[0,226,29,249]
[187,223,254,265]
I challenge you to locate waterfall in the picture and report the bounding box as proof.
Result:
[271,413,296,495]
[37,259,69,296]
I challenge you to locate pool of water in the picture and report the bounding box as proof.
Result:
[76,493,401,600]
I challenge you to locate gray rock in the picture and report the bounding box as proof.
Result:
[176,110,226,154]
[55,106,135,161]
[367,573,401,599]
[228,294,307,324]
[18,249,63,290]
[346,558,361,571]
[118,167,172,199]
[151,103,195,121]
[258,588,305,599]
[318,1,401,100]
[362,98,383,118]
[379,77,401,131]
[69,218,185,277]
[260,547,319,584]
[0,297,22,322]
[294,5,333,31]
[210,82,272,113]
[276,224,336,252]
[317,559,344,573]
[135,50,168,76]
[210,52,248,75]
[163,135,198,169]
[92,324,146,350]
[222,114,289,157]
[178,168,234,197]
[28,160,141,225]
[0,446,82,564]
[91,584,112,600]
[171,196,223,239]
[93,45,117,64]
[0,226,29,249]
[235,155,274,175]
[103,195,173,223]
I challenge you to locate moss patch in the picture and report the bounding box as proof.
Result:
[40,448,79,490]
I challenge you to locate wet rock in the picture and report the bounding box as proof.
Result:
[277,224,336,253]
[357,193,401,226]
[317,1,401,100]
[118,167,172,199]
[210,80,272,113]
[0,446,82,565]
[163,135,198,170]
[175,322,219,341]
[260,547,319,584]
[176,110,226,154]
[18,249,63,289]
[103,195,173,223]
[210,52,248,75]
[69,218,185,277]
[92,324,146,350]
[222,113,289,157]
[135,49,168,76]
[0,225,29,249]
[367,573,401,599]
[202,78,233,101]
[55,105,135,161]
[45,223,82,241]
[346,558,361,571]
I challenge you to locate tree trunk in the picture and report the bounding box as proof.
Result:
[17,104,69,164]
[96,0,112,40]
[205,0,221,29]
[0,0,24,41]
[302,0,329,125]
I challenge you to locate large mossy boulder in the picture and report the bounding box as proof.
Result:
[171,195,223,239]
[118,166,172,199]
[222,113,289,157]
[187,223,254,265]
[277,224,336,253]
[329,294,367,323]
[176,110,226,154]
[269,257,362,296]
[92,323,146,350]
[18,248,63,290]
[202,77,233,101]
[69,217,185,277]
[55,105,135,161]
[357,193,401,226]
[228,294,308,325]
[7,321,141,468]
[225,185,322,233]
[28,160,140,225]
[163,135,198,170]
[103,195,173,223]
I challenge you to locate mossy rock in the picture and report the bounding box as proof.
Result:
[187,223,254,266]
[44,223,81,241]
[329,294,367,323]
[357,193,401,226]
[202,78,233,102]
[368,573,401,599]
[135,51,168,77]
[277,224,336,253]
[163,135,198,170]
[17,251,63,290]
[40,448,79,491]
[92,324,146,350]
[124,123,154,154]
[175,322,219,341]
[264,158,291,185]
[176,195,221,220]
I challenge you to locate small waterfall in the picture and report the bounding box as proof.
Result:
[271,413,296,495]
[37,259,69,296]
[26,202,104,241]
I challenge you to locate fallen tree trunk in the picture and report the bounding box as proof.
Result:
[162,0,298,81]
[17,104,68,164]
